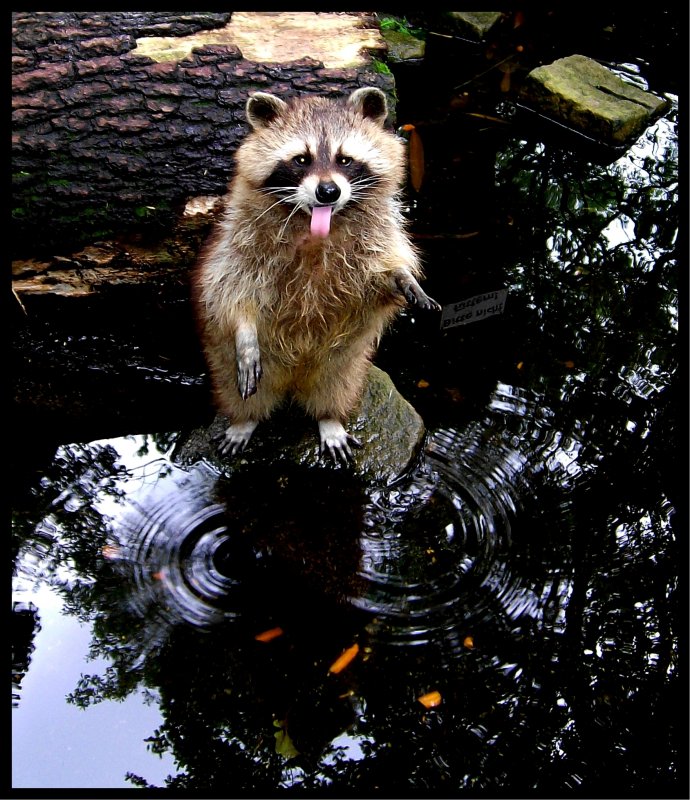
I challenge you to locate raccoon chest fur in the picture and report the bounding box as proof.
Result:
[263,242,384,353]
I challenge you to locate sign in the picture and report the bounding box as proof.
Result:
[440,289,508,330]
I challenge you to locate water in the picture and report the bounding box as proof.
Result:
[12,39,682,799]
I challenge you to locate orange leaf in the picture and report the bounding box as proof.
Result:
[417,690,442,708]
[463,635,474,649]
[417,378,430,389]
[255,626,284,642]
[328,643,359,674]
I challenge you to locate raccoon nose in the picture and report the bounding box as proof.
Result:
[315,181,341,205]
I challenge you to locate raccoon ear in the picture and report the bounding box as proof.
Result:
[246,92,288,129]
[348,87,388,126]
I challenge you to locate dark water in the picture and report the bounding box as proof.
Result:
[12,32,683,799]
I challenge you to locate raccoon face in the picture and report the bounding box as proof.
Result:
[240,89,403,238]
[262,143,375,237]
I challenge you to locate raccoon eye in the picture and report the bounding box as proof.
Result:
[336,155,353,167]
[293,154,312,167]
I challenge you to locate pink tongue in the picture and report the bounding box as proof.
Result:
[310,205,332,238]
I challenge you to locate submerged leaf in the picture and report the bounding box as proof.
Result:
[254,626,284,642]
[273,719,299,759]
[328,643,359,674]
[417,690,442,708]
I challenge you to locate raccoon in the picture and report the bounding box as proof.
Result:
[193,86,439,463]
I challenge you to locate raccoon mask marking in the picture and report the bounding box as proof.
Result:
[245,88,390,239]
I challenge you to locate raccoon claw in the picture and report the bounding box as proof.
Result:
[321,435,362,466]
[318,419,361,465]
[237,359,263,400]
[394,275,441,311]
[216,421,258,457]
[417,292,442,312]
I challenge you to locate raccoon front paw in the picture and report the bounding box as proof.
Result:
[215,421,258,456]
[236,356,263,400]
[318,419,362,466]
[394,274,442,312]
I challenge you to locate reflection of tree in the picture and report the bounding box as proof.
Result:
[11,440,163,702]
[119,618,571,792]
[489,113,681,794]
[12,601,41,707]
[495,112,677,384]
[25,450,570,792]
[12,442,127,591]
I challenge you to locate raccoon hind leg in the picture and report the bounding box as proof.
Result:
[292,341,373,464]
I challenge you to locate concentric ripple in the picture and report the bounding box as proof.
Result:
[107,383,581,662]
[349,382,578,652]
[109,462,243,630]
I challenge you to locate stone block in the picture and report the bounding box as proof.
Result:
[380,28,425,63]
[446,12,503,41]
[519,54,670,146]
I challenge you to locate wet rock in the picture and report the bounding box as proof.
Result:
[519,54,670,146]
[173,365,426,485]
[380,29,425,63]
[446,12,503,41]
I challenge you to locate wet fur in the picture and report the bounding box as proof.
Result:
[193,88,438,459]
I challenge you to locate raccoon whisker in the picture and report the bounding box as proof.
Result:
[349,186,375,198]
[254,195,297,222]
[260,185,299,198]
[349,188,377,205]
[277,201,305,242]
[258,187,300,208]
[349,177,380,202]
[350,176,381,190]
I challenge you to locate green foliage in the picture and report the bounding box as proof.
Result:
[134,205,156,218]
[379,15,425,39]
[370,57,392,76]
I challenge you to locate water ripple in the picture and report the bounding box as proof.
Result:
[108,462,241,631]
[348,383,581,656]
[104,382,584,669]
